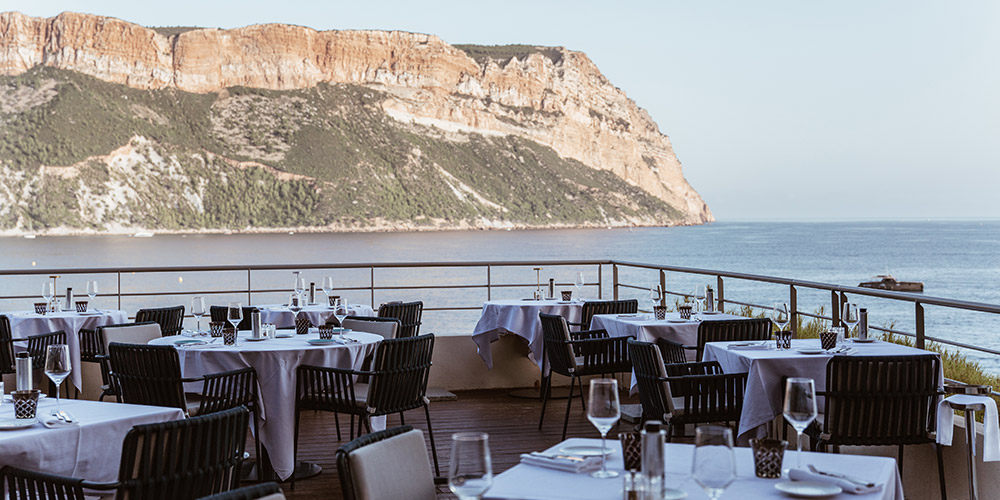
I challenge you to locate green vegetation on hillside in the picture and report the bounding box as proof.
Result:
[0,66,682,232]
[453,44,564,65]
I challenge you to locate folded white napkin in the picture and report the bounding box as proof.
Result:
[617,314,641,319]
[519,453,603,473]
[41,413,78,428]
[727,342,770,350]
[832,348,858,356]
[788,468,881,495]
[937,394,1000,461]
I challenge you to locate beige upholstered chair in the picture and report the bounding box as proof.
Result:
[336,426,435,500]
[341,316,400,340]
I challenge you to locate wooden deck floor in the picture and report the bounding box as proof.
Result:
[277,387,646,499]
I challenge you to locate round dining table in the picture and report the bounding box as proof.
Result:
[255,303,376,328]
[5,308,128,389]
[471,299,583,370]
[148,329,381,481]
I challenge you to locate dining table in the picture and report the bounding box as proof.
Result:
[0,398,185,483]
[147,329,381,481]
[703,338,944,444]
[255,303,375,329]
[5,308,128,389]
[472,299,584,370]
[484,437,904,500]
[591,311,745,362]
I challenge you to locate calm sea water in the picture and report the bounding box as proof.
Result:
[2,221,999,372]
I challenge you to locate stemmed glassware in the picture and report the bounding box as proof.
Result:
[44,344,71,413]
[227,302,243,332]
[587,378,620,479]
[322,277,335,306]
[448,432,493,500]
[289,293,303,324]
[692,425,735,500]
[86,280,99,310]
[294,277,306,303]
[783,377,818,470]
[693,285,706,314]
[333,298,349,336]
[842,302,859,338]
[574,272,585,301]
[649,285,662,317]
[41,282,55,311]
[191,296,206,334]
[772,302,790,332]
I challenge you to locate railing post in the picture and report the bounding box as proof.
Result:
[487,265,492,301]
[659,269,667,307]
[790,285,798,337]
[831,291,841,327]
[613,264,619,300]
[246,269,252,304]
[370,267,375,308]
[716,276,725,312]
[598,265,603,299]
[117,271,122,312]
[916,302,925,349]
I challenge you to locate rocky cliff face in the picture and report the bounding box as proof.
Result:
[0,11,712,225]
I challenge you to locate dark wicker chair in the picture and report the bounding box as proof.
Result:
[93,322,160,401]
[628,338,747,439]
[0,315,14,376]
[336,425,436,500]
[655,337,690,364]
[26,330,67,370]
[567,299,639,330]
[689,318,772,361]
[0,406,249,500]
[294,334,438,488]
[197,482,284,500]
[376,301,423,338]
[135,305,186,337]
[209,306,260,331]
[811,355,947,499]
[108,343,261,462]
[537,312,632,441]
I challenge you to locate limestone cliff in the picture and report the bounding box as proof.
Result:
[0,11,712,228]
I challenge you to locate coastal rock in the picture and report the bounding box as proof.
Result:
[0,11,712,226]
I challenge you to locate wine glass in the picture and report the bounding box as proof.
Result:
[322,277,335,306]
[288,293,303,324]
[649,284,662,316]
[227,302,243,332]
[293,273,305,299]
[587,378,620,479]
[772,302,790,333]
[191,296,206,334]
[842,302,859,338]
[41,282,54,310]
[574,272,585,301]
[783,378,818,471]
[693,285,706,314]
[44,344,71,413]
[448,432,493,500]
[692,425,735,500]
[333,298,349,335]
[86,280,99,310]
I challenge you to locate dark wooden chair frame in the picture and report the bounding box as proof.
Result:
[567,299,639,331]
[135,305,186,337]
[197,482,283,500]
[209,306,261,331]
[682,318,773,361]
[376,301,423,338]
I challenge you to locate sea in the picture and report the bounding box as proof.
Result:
[2,220,999,373]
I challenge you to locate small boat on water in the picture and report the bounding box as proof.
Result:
[859,274,923,292]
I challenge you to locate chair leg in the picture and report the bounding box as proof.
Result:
[349,415,356,440]
[334,411,342,441]
[578,376,587,412]
[665,421,673,443]
[538,373,552,430]
[424,403,440,476]
[399,412,406,425]
[562,375,576,441]
[935,442,947,500]
[897,444,904,474]
[252,408,262,477]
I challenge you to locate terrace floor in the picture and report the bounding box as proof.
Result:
[280,387,649,499]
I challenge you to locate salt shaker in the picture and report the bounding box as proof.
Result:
[65,287,73,311]
[251,310,263,339]
[548,278,555,299]
[859,308,869,340]
[15,352,31,391]
[309,282,316,304]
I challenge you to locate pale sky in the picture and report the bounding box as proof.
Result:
[6,1,999,221]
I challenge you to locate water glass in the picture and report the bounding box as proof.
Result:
[574,272,585,300]
[693,425,735,500]
[44,344,71,413]
[227,302,243,331]
[12,390,40,419]
[588,378,621,479]
[772,303,790,332]
[842,303,859,337]
[322,276,335,303]
[783,378,818,470]
[332,298,348,331]
[86,280,98,304]
[191,296,206,333]
[449,432,493,500]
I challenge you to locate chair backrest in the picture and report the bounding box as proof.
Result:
[108,342,186,411]
[0,465,87,500]
[539,313,576,375]
[579,299,638,330]
[822,355,940,446]
[342,316,400,340]
[27,330,67,370]
[196,482,284,500]
[99,322,162,351]
[336,425,435,500]
[367,334,435,416]
[135,305,186,337]
[209,306,260,331]
[117,406,249,500]
[695,318,772,360]
[627,339,675,422]
[377,301,423,338]
[655,338,689,364]
[0,315,14,375]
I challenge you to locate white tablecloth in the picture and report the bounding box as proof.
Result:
[471,299,583,369]
[703,339,944,444]
[592,312,744,361]
[485,438,903,500]
[0,399,184,482]
[256,303,375,328]
[149,330,380,480]
[6,309,129,389]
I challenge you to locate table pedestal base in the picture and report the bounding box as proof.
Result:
[241,459,322,482]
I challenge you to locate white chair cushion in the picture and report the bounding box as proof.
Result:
[102,323,162,349]
[343,319,397,340]
[348,429,436,500]
[652,347,676,414]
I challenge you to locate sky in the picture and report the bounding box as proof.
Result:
[5,0,999,221]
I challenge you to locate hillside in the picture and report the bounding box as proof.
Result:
[0,12,713,235]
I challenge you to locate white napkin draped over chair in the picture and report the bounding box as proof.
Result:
[937,394,1000,462]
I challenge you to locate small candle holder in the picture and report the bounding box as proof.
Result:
[75,301,89,313]
[12,390,40,419]
[318,325,334,340]
[295,317,312,335]
[209,321,225,338]
[653,305,667,321]
[222,327,237,346]
[617,432,642,471]
[678,305,693,320]
[750,438,787,479]
[34,303,47,315]
[820,330,838,350]
[561,290,573,302]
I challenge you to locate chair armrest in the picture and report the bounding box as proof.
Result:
[570,328,609,341]
[199,367,258,414]
[570,335,633,371]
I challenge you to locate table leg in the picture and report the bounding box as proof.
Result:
[966,409,979,500]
